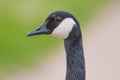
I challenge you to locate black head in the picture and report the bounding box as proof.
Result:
[27,11,80,39]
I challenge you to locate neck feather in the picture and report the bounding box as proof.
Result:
[64,28,85,80]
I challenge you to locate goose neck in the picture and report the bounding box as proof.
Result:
[64,37,85,80]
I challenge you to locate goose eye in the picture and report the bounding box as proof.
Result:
[55,16,61,22]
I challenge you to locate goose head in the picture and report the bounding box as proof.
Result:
[27,11,80,39]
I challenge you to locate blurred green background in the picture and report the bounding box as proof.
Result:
[0,0,110,78]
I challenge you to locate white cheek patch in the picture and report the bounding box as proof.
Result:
[51,18,76,39]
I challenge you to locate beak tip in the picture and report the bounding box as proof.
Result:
[26,32,32,36]
[26,23,50,37]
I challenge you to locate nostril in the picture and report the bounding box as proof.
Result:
[36,28,40,31]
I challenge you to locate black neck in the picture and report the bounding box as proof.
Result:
[64,28,85,80]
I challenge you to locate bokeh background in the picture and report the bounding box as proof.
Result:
[1,0,120,80]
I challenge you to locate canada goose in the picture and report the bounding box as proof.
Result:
[27,11,85,80]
